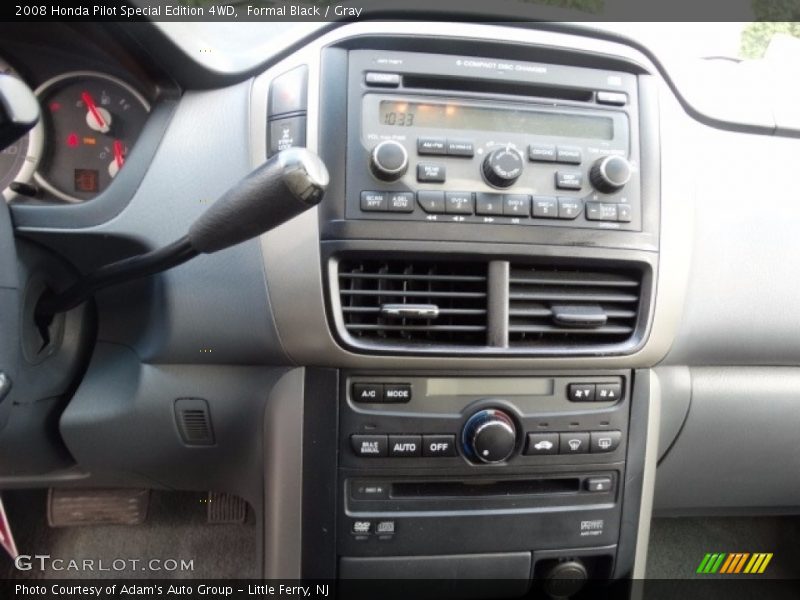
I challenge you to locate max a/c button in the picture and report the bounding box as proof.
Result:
[351,435,388,457]
[384,384,412,402]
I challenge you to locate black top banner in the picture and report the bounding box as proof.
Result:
[2,0,800,23]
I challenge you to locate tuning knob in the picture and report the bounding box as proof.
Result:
[589,155,632,193]
[369,140,408,181]
[481,146,524,188]
[462,409,517,464]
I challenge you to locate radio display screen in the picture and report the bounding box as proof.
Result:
[379,100,613,140]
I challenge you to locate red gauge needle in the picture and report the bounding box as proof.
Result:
[113,140,125,169]
[81,91,109,132]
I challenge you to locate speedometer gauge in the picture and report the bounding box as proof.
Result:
[34,72,149,203]
[0,57,42,202]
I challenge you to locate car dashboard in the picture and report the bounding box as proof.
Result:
[1,18,799,597]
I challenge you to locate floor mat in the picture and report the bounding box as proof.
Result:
[646,516,800,579]
[0,489,258,579]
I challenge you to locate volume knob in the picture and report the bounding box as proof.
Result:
[482,146,524,188]
[462,409,517,464]
[589,155,632,193]
[369,140,408,182]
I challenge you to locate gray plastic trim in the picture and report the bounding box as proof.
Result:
[632,369,660,579]
[263,368,305,579]
[254,22,693,369]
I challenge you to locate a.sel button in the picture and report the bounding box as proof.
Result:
[384,384,412,402]
[423,435,456,457]
[352,383,383,402]
[389,435,421,457]
[351,435,388,457]
[388,192,415,213]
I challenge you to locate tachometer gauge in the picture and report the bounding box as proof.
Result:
[0,57,42,202]
[35,71,149,203]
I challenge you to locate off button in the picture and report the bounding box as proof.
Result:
[423,434,457,457]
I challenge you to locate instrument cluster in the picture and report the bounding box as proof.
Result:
[1,54,151,204]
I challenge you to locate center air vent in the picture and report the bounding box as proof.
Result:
[337,260,488,347]
[507,265,642,348]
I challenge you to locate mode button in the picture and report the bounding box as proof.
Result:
[384,384,412,403]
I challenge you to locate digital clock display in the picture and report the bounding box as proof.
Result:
[379,100,613,140]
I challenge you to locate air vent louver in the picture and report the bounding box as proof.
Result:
[338,260,488,346]
[508,266,641,348]
[174,398,215,446]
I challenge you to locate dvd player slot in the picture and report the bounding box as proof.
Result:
[402,74,594,103]
[391,477,580,498]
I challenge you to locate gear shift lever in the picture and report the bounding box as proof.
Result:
[36,147,328,317]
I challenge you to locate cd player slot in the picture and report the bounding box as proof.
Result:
[391,477,580,498]
[402,74,594,103]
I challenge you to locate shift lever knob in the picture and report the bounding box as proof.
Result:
[188,147,329,254]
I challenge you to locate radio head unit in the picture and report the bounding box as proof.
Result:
[344,50,644,232]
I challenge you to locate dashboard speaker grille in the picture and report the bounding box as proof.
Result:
[507,265,641,348]
[338,260,488,346]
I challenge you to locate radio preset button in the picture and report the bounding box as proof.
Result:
[389,435,422,457]
[529,143,557,162]
[417,190,446,213]
[558,197,583,219]
[525,433,559,456]
[532,196,558,219]
[387,192,415,213]
[556,146,582,164]
[556,171,583,190]
[475,193,504,216]
[418,137,447,155]
[590,431,622,453]
[559,432,590,455]
[503,194,531,217]
[423,435,457,457]
[417,163,446,183]
[352,435,388,457]
[360,191,388,212]
[445,191,474,214]
[586,202,619,221]
[447,139,475,157]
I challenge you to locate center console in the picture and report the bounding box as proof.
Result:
[258,25,663,598]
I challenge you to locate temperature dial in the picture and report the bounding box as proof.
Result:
[589,155,632,193]
[462,408,517,464]
[369,140,408,181]
[482,146,523,188]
